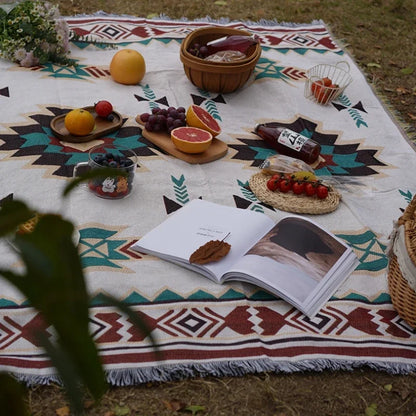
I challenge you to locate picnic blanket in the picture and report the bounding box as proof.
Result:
[1,15,416,386]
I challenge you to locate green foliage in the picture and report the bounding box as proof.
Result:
[113,405,130,416]
[400,67,414,75]
[0,171,157,415]
[365,403,378,416]
[0,373,29,415]
[0,198,33,236]
[186,405,206,415]
[63,166,127,196]
[0,1,75,66]
[0,200,107,414]
[0,7,6,21]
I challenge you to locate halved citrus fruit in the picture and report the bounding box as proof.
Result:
[110,49,146,85]
[64,108,95,136]
[185,105,221,137]
[171,126,213,154]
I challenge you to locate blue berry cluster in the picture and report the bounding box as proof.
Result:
[93,152,134,169]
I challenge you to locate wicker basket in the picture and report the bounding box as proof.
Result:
[180,26,262,93]
[181,26,261,65]
[304,62,352,105]
[388,195,416,327]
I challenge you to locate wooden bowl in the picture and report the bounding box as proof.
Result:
[180,26,262,93]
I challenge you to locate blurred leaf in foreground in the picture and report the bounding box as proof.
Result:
[0,373,29,416]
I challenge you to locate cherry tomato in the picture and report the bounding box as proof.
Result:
[321,77,333,87]
[282,173,295,185]
[267,178,279,191]
[304,182,317,196]
[329,83,340,99]
[95,100,113,118]
[311,79,323,95]
[316,89,332,104]
[292,181,305,195]
[316,184,329,199]
[279,179,292,193]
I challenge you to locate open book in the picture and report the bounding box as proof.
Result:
[132,199,359,318]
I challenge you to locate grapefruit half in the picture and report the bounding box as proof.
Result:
[171,126,213,154]
[186,105,221,137]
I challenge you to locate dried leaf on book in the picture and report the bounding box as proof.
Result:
[189,240,231,264]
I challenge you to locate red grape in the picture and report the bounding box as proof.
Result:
[139,106,186,133]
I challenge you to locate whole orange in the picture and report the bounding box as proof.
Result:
[64,108,95,136]
[110,49,146,85]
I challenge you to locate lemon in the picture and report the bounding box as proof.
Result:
[292,170,317,181]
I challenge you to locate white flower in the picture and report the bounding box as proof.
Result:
[0,0,73,66]
[40,41,50,52]
[14,48,27,61]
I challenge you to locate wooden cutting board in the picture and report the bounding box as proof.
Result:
[135,115,228,164]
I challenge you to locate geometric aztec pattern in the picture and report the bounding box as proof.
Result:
[0,111,388,180]
[0,106,157,179]
[73,219,387,285]
[228,116,388,175]
[1,299,416,374]
[1,16,415,385]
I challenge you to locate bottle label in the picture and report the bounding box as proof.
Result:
[277,128,309,152]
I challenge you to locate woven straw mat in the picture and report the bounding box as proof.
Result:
[249,172,341,215]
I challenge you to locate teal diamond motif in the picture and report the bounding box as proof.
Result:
[79,227,129,269]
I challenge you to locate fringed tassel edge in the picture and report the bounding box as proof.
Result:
[11,357,416,387]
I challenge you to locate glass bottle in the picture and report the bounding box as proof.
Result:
[254,124,321,164]
[206,35,259,55]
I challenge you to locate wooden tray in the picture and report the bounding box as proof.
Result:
[50,106,123,143]
[135,115,228,164]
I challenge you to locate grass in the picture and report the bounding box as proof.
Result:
[28,0,416,414]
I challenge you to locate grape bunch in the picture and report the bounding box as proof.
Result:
[187,42,209,58]
[140,106,187,133]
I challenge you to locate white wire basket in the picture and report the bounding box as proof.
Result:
[304,61,352,105]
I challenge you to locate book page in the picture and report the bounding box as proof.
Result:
[131,199,275,281]
[223,254,318,305]
[222,215,355,312]
[246,217,348,281]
